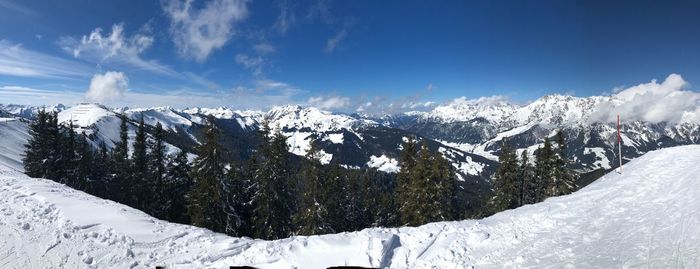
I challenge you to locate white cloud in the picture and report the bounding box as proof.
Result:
[307,95,350,110]
[355,101,375,112]
[324,27,347,54]
[85,71,128,103]
[163,0,249,62]
[253,42,276,54]
[400,101,436,109]
[254,79,294,91]
[2,76,306,109]
[445,95,511,107]
[0,40,91,79]
[235,53,265,76]
[305,0,333,25]
[70,24,153,59]
[0,0,36,16]
[273,0,296,35]
[590,74,700,124]
[59,24,176,76]
[0,86,83,105]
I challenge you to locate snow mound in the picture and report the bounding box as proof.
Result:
[367,154,400,173]
[2,145,700,268]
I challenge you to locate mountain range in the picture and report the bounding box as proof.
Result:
[2,90,699,205]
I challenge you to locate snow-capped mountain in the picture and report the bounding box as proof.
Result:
[1,103,497,216]
[2,144,699,268]
[3,77,699,197]
[0,103,495,179]
[0,103,66,119]
[385,90,700,175]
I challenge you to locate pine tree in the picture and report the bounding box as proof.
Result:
[370,169,397,227]
[73,132,94,192]
[130,114,148,209]
[164,150,192,224]
[324,161,348,232]
[61,120,77,186]
[45,111,63,181]
[395,136,419,226]
[90,142,111,198]
[23,108,50,178]
[111,114,130,204]
[404,141,433,226]
[491,138,519,212]
[518,150,535,206]
[147,122,167,218]
[534,137,555,202]
[426,148,455,222]
[223,160,253,236]
[552,131,577,196]
[187,118,228,232]
[340,169,371,231]
[250,123,294,240]
[293,141,333,235]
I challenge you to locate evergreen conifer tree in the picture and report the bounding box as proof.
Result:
[130,114,148,208]
[340,169,371,231]
[518,150,535,206]
[534,137,555,202]
[90,142,111,198]
[73,132,94,192]
[250,123,294,239]
[223,160,253,236]
[187,118,228,232]
[426,148,455,222]
[325,161,347,232]
[292,142,333,235]
[111,114,130,204]
[164,150,192,224]
[552,131,577,196]
[61,120,77,185]
[45,111,63,181]
[491,138,519,212]
[403,141,432,226]
[147,122,167,218]
[395,136,419,225]
[23,109,50,178]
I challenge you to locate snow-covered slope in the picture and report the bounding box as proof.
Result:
[2,145,699,268]
[0,104,66,119]
[0,118,28,171]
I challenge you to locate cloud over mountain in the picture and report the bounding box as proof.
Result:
[85,71,128,103]
[591,74,700,124]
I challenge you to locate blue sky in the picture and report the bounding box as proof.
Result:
[1,0,699,113]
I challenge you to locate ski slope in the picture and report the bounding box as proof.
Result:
[1,145,700,268]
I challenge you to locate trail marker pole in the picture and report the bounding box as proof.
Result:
[617,113,622,174]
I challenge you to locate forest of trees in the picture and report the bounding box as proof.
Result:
[489,132,578,212]
[22,109,577,239]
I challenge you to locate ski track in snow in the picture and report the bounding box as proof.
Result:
[2,145,700,268]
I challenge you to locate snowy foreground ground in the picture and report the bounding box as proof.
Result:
[2,145,700,268]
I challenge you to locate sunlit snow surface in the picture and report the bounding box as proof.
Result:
[0,118,27,172]
[2,145,700,268]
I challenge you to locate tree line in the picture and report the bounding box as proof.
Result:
[22,109,466,239]
[489,131,578,212]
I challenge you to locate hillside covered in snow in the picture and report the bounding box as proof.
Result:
[2,145,699,268]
